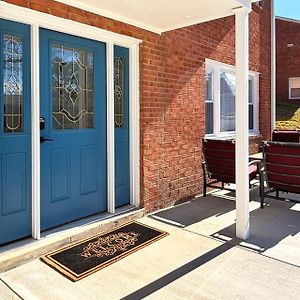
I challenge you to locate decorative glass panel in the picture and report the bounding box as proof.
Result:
[52,44,94,130]
[3,35,23,133]
[220,72,235,132]
[114,57,125,128]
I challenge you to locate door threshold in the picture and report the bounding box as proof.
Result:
[0,206,144,273]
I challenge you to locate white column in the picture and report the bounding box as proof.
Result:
[234,4,251,240]
[31,23,40,240]
[271,0,276,131]
[107,42,115,214]
[129,44,140,207]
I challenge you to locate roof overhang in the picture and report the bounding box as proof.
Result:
[56,0,261,34]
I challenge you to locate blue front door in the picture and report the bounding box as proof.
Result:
[40,29,107,230]
[0,19,31,244]
[114,46,130,207]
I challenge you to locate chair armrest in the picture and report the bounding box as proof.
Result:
[248,159,262,171]
[248,159,261,167]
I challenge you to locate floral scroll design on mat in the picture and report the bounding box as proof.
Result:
[79,232,140,259]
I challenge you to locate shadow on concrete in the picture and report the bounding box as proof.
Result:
[121,242,234,300]
[150,192,300,260]
[151,195,236,227]
[211,199,300,254]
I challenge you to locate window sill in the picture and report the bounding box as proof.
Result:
[204,132,262,140]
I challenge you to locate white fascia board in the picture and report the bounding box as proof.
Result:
[56,0,162,34]
[0,2,143,46]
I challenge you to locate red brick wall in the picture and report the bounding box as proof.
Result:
[4,0,272,212]
[276,18,300,101]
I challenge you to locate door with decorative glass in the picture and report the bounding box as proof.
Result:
[0,19,31,244]
[114,46,130,207]
[40,29,107,230]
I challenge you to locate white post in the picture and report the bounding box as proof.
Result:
[31,23,40,240]
[107,42,115,214]
[234,4,251,240]
[271,0,276,131]
[129,44,140,207]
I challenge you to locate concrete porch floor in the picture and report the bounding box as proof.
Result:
[0,191,300,299]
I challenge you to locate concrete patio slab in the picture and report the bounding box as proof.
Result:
[152,192,300,267]
[0,217,299,300]
[0,206,144,273]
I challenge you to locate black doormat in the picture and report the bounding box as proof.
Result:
[41,221,168,281]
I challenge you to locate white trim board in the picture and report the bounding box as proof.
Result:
[0,2,142,46]
[0,1,141,240]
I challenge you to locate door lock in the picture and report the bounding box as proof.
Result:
[40,117,45,130]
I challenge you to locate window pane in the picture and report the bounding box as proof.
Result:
[249,104,254,130]
[51,44,94,130]
[290,77,300,88]
[205,71,212,101]
[291,88,300,98]
[220,72,235,132]
[3,35,23,133]
[205,102,213,134]
[249,79,253,104]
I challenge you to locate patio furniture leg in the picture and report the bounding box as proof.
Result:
[276,190,279,198]
[260,190,264,208]
[202,162,207,197]
[259,169,264,208]
[221,181,224,190]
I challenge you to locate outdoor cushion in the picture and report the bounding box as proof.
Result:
[249,164,258,181]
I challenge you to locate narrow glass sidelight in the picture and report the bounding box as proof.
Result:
[114,56,125,128]
[51,44,94,130]
[3,34,23,133]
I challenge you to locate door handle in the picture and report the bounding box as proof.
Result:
[40,136,54,143]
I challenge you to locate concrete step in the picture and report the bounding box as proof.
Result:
[0,206,145,273]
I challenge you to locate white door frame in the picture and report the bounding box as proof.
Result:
[0,2,141,239]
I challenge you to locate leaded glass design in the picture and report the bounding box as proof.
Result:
[114,57,125,128]
[3,35,23,133]
[52,44,94,130]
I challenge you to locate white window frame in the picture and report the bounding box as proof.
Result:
[205,68,214,135]
[205,58,259,138]
[289,77,300,100]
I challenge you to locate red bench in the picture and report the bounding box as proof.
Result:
[261,141,300,208]
[202,139,262,197]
